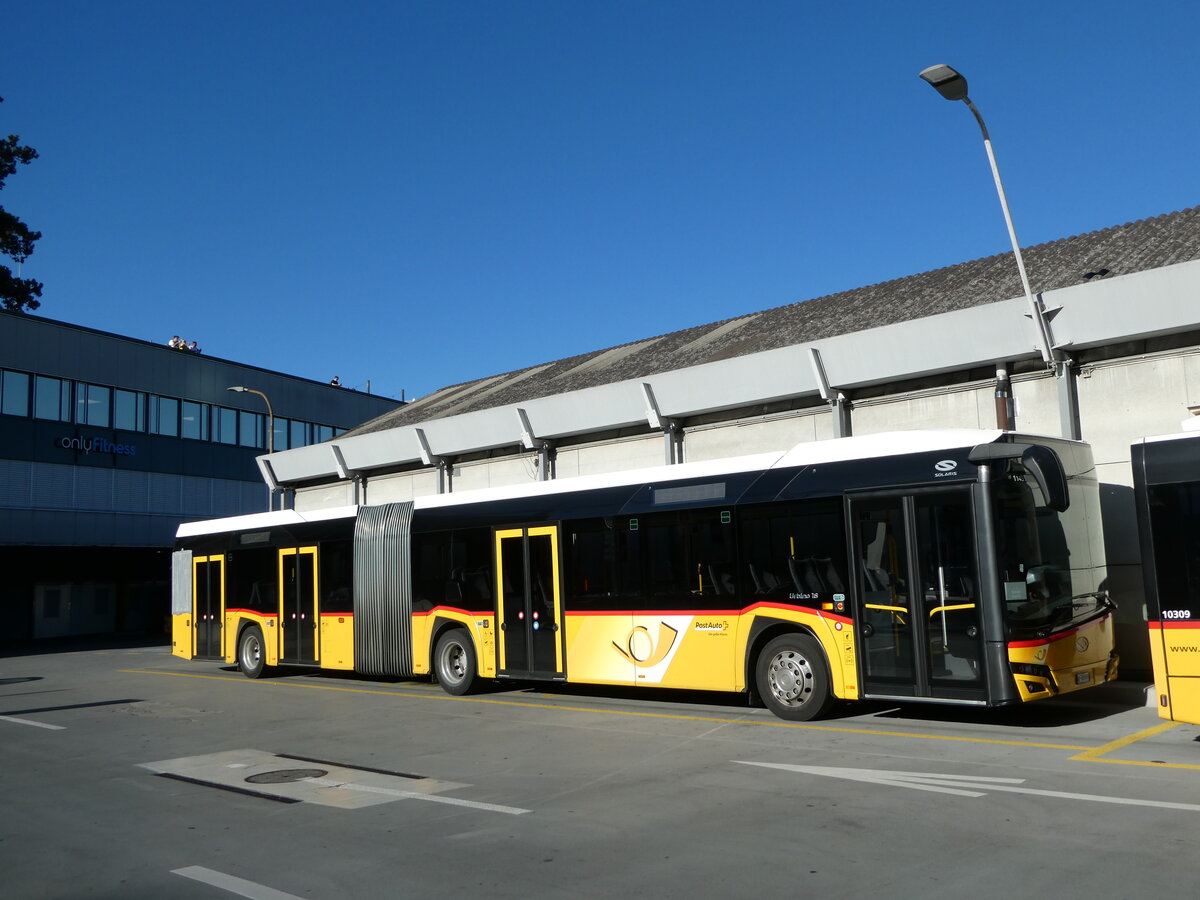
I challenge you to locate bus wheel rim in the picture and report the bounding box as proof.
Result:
[767,649,813,706]
[443,642,465,682]
[243,635,260,668]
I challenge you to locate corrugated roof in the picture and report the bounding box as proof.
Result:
[348,206,1200,437]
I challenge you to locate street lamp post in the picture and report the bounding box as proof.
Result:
[919,64,1079,438]
[228,385,275,508]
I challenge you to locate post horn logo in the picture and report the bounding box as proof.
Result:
[613,622,679,667]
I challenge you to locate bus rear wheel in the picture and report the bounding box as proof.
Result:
[238,624,270,679]
[756,633,832,721]
[434,629,478,696]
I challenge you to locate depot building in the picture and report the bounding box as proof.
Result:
[258,206,1200,676]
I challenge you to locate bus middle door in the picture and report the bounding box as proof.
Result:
[495,526,565,680]
[278,546,319,664]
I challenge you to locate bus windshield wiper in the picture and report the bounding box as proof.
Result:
[1036,592,1114,637]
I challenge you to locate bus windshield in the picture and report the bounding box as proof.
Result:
[994,467,1107,635]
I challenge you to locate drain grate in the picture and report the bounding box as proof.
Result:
[245,768,328,784]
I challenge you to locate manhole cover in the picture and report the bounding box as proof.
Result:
[245,768,328,784]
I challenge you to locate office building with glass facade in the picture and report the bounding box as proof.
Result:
[0,311,400,640]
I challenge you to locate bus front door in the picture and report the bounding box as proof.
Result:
[495,526,565,680]
[193,554,225,659]
[278,547,318,665]
[850,489,985,702]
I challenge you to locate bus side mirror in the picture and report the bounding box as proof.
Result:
[968,442,1070,513]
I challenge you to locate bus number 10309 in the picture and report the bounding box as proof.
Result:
[1162,610,1193,620]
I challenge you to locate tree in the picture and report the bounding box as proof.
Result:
[1,96,42,313]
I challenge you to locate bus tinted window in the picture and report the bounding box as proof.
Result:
[738,500,847,601]
[320,540,354,613]
[564,518,643,611]
[1147,482,1200,619]
[996,473,1105,633]
[643,510,738,610]
[412,528,492,613]
[230,547,276,614]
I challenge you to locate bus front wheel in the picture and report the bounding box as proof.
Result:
[756,633,832,721]
[238,625,270,679]
[434,629,478,696]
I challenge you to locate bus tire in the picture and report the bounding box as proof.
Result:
[756,633,832,721]
[434,629,478,696]
[238,624,270,679]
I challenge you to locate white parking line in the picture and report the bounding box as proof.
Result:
[304,775,530,814]
[172,866,305,900]
[0,714,65,730]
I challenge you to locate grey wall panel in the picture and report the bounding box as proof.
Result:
[651,345,817,418]
[31,464,73,509]
[263,442,341,483]
[338,427,421,472]
[0,459,32,506]
[1048,259,1200,350]
[421,405,528,456]
[113,469,149,512]
[148,473,179,511]
[180,476,212,517]
[521,381,650,439]
[74,467,113,511]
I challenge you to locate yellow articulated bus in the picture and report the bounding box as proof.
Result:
[172,430,1118,720]
[1133,430,1200,724]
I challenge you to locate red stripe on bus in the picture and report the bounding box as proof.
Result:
[1150,620,1200,629]
[225,608,277,617]
[413,606,492,618]
[743,600,853,625]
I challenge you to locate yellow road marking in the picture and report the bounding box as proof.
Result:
[1070,720,1200,769]
[120,667,1090,751]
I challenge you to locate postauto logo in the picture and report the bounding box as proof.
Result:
[57,434,137,457]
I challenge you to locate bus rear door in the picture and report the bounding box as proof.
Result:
[495,526,565,680]
[192,554,225,659]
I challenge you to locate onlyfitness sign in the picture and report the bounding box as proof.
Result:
[57,434,137,457]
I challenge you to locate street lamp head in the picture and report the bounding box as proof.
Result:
[919,64,969,102]
[227,385,247,393]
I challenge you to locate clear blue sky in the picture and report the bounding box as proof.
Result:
[3,1,1197,401]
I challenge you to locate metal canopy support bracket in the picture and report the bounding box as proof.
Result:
[256,456,281,510]
[1017,296,1079,440]
[642,383,682,465]
[330,443,366,505]
[516,408,553,481]
[415,428,451,494]
[807,348,851,438]
[1056,358,1082,441]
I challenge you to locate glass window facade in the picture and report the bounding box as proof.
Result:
[34,376,72,421]
[181,401,209,440]
[149,395,179,437]
[214,406,238,445]
[1,370,30,416]
[1,367,340,451]
[75,383,112,428]
[114,389,146,432]
[239,410,263,449]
